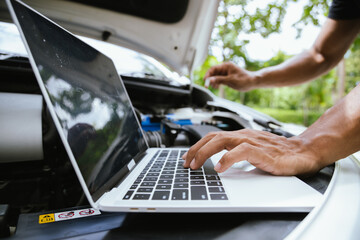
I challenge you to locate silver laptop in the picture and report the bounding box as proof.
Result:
[7,0,322,213]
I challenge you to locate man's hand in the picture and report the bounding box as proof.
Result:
[204,62,257,92]
[182,129,320,176]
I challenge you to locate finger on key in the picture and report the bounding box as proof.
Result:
[189,135,230,169]
[183,132,218,167]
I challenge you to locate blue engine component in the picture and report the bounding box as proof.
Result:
[141,115,192,132]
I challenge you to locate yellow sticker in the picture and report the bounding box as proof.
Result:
[39,214,55,224]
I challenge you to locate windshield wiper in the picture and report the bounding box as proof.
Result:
[0,52,28,61]
[123,72,170,81]
[0,53,16,60]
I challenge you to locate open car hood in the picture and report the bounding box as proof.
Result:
[0,0,219,75]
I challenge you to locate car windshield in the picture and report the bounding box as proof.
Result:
[0,21,189,85]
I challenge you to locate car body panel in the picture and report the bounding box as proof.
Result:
[0,0,220,75]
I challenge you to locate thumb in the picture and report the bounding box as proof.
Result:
[205,76,228,88]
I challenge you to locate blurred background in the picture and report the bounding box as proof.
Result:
[193,0,360,126]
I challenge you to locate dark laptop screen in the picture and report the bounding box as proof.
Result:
[11,0,148,201]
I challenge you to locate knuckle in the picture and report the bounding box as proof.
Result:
[224,61,233,67]
[186,147,196,159]
[240,142,252,151]
[215,131,226,138]
[240,129,252,135]
[194,150,206,162]
[206,131,217,138]
[221,153,231,163]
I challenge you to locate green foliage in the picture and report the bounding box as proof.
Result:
[292,0,330,37]
[291,0,360,51]
[345,49,360,93]
[254,107,323,126]
[212,0,291,65]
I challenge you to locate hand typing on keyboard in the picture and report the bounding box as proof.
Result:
[123,150,228,201]
[182,129,321,176]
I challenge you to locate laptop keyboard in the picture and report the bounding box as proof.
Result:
[123,150,228,201]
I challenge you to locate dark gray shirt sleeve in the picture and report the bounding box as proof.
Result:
[328,0,360,20]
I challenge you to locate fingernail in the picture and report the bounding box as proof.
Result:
[190,160,196,169]
[205,78,211,88]
[214,162,221,172]
[181,152,187,159]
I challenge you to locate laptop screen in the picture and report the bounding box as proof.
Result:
[11,0,148,201]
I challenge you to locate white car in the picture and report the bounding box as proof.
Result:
[0,0,359,239]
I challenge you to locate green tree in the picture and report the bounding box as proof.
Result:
[345,49,360,93]
[210,0,291,99]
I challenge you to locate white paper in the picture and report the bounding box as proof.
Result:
[0,92,43,162]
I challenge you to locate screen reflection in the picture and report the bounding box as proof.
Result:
[13,0,148,201]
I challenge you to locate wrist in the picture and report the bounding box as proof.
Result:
[248,70,262,89]
[289,135,324,175]
[295,132,330,173]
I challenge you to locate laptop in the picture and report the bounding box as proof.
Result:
[7,0,323,212]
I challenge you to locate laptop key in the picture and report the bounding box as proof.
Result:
[133,194,151,200]
[147,173,160,177]
[191,186,208,200]
[141,182,155,187]
[191,180,205,185]
[156,185,171,190]
[207,181,222,186]
[144,177,158,181]
[203,159,217,175]
[137,188,153,193]
[152,163,163,167]
[210,194,228,200]
[164,167,175,171]
[170,150,179,156]
[152,191,170,200]
[123,191,134,200]
[209,187,225,193]
[160,175,173,179]
[175,174,188,178]
[130,184,138,189]
[206,176,220,181]
[175,178,188,183]
[190,176,204,180]
[172,189,188,200]
[166,163,176,166]
[158,179,173,184]
[176,165,187,170]
[174,183,188,188]
[152,166,164,169]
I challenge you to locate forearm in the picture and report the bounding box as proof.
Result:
[253,49,335,88]
[297,84,360,168]
[252,18,360,89]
